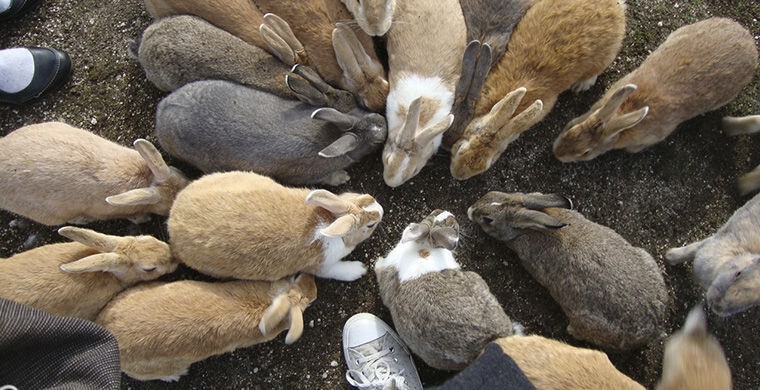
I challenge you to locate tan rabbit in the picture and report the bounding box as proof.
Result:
[381,0,467,187]
[96,273,317,382]
[656,306,732,390]
[340,0,396,36]
[449,0,626,180]
[554,17,758,162]
[255,0,388,112]
[493,335,644,390]
[0,122,189,225]
[723,114,760,195]
[0,227,177,321]
[142,0,270,51]
[168,171,383,281]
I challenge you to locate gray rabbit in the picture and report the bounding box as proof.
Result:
[375,209,515,371]
[469,192,667,350]
[155,77,386,186]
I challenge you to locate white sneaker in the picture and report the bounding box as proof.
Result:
[343,313,423,390]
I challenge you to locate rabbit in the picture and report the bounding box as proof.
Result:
[656,305,732,390]
[449,0,626,180]
[381,0,467,187]
[0,122,190,225]
[0,226,177,321]
[468,191,668,350]
[443,0,533,148]
[722,114,760,195]
[553,17,758,162]
[374,209,515,370]
[135,15,293,97]
[142,0,271,52]
[154,78,386,186]
[254,0,389,112]
[340,0,395,36]
[492,335,644,389]
[95,273,317,382]
[167,171,383,281]
[665,192,760,317]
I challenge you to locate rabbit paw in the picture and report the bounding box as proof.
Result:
[322,170,351,186]
[571,75,598,93]
[317,260,367,281]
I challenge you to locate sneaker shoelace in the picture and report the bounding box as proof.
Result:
[345,338,408,390]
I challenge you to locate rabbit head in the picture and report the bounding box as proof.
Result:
[400,209,460,251]
[57,226,177,284]
[332,23,389,112]
[306,189,383,248]
[706,254,760,317]
[311,107,388,160]
[105,139,190,215]
[450,87,543,180]
[341,0,396,36]
[382,96,454,187]
[553,84,649,163]
[259,273,318,344]
[468,191,573,241]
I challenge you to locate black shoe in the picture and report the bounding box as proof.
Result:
[0,0,43,21]
[0,47,72,105]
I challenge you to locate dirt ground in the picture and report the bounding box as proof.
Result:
[1,0,759,388]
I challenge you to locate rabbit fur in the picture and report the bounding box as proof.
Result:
[468,191,667,350]
[723,114,760,195]
[449,0,626,180]
[554,17,758,162]
[154,79,386,186]
[381,0,466,187]
[0,122,189,225]
[136,15,293,97]
[142,0,270,51]
[340,0,395,36]
[656,305,732,390]
[493,336,644,389]
[254,0,389,112]
[665,192,760,317]
[96,273,317,382]
[444,0,533,148]
[0,227,177,321]
[168,171,383,281]
[375,209,514,370]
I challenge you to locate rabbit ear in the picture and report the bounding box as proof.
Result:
[478,87,528,137]
[59,253,125,273]
[597,84,637,119]
[682,305,708,337]
[512,208,566,231]
[416,114,454,148]
[320,214,356,237]
[260,13,306,66]
[401,223,430,243]
[495,99,543,148]
[333,25,365,84]
[430,227,459,250]
[134,139,171,182]
[286,73,329,107]
[259,294,290,336]
[284,305,305,344]
[319,133,360,158]
[288,65,357,112]
[106,187,161,206]
[58,226,125,252]
[605,106,649,136]
[312,108,358,130]
[305,189,352,214]
[397,97,423,144]
[521,193,573,210]
[722,115,760,136]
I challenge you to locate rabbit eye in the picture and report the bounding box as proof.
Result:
[141,266,157,272]
[482,216,494,225]
[367,222,377,229]
[735,271,742,278]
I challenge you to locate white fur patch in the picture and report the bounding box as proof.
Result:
[386,75,455,138]
[363,201,384,218]
[434,211,454,222]
[314,222,353,264]
[375,241,460,282]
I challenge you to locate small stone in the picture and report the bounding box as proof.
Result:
[330,360,338,367]
[657,21,663,27]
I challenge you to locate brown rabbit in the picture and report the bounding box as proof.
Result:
[0,227,177,321]
[96,273,317,381]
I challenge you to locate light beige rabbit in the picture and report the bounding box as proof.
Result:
[493,335,644,389]
[0,227,177,321]
[168,171,383,281]
[96,273,317,382]
[381,0,466,187]
[0,122,189,225]
[449,0,626,180]
[723,114,760,195]
[554,17,758,162]
[340,0,396,36]
[656,306,732,390]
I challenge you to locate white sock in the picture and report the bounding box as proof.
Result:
[0,48,36,93]
[0,0,11,13]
